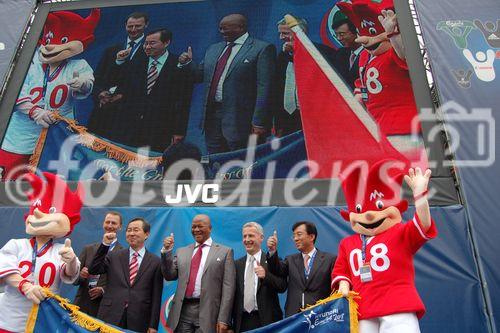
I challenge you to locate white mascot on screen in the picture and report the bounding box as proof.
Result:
[0,9,100,180]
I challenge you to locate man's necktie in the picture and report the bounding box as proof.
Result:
[147,60,159,95]
[128,41,136,59]
[208,42,235,102]
[129,252,139,285]
[284,61,298,114]
[244,255,256,313]
[304,254,310,276]
[185,244,205,297]
[349,51,356,69]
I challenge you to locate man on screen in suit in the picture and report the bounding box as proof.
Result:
[178,14,276,154]
[331,13,362,90]
[89,218,163,333]
[87,12,149,139]
[161,214,236,333]
[111,28,191,152]
[232,222,286,333]
[266,221,336,317]
[274,17,342,137]
[73,211,124,317]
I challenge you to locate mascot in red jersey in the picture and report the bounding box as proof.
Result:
[331,159,437,333]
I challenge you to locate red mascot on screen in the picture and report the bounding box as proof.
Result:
[0,9,100,180]
[0,172,84,332]
[337,0,426,167]
[331,159,437,333]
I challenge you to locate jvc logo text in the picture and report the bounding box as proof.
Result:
[164,184,219,204]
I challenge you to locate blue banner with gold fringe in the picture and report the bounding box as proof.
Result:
[249,293,359,333]
[26,289,133,333]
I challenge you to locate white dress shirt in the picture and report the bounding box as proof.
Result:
[244,250,262,311]
[191,237,212,298]
[214,32,249,102]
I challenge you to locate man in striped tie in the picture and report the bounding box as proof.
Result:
[89,218,163,333]
[106,28,192,152]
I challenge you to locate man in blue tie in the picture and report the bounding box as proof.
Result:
[178,14,276,154]
[87,12,149,139]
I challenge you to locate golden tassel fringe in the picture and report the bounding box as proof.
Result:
[49,114,162,168]
[36,288,124,333]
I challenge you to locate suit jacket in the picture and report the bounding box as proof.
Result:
[87,41,147,138]
[109,51,192,152]
[89,244,163,333]
[232,254,286,333]
[189,37,276,142]
[161,242,236,333]
[266,249,336,317]
[333,47,360,90]
[273,43,341,136]
[73,241,123,317]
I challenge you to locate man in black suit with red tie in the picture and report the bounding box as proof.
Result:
[112,28,191,152]
[87,12,149,140]
[89,218,163,333]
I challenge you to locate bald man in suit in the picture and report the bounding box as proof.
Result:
[161,214,235,333]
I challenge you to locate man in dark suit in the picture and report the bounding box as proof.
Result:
[266,221,336,317]
[73,211,123,317]
[89,218,163,333]
[179,14,276,154]
[161,214,235,333]
[111,28,191,152]
[232,222,286,332]
[331,14,362,90]
[274,17,343,137]
[87,12,149,140]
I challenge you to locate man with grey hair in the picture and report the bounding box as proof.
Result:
[161,214,235,333]
[274,15,343,137]
[231,222,286,332]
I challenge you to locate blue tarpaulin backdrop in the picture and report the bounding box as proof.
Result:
[0,205,489,333]
[414,0,500,330]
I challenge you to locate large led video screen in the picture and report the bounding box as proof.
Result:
[0,0,432,182]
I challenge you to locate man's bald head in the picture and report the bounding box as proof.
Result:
[191,214,212,244]
[219,14,248,42]
[193,214,211,227]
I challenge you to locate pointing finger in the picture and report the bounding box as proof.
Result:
[64,238,71,248]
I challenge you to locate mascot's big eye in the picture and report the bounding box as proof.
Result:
[355,204,362,213]
[49,207,57,214]
[369,27,377,35]
[45,38,51,45]
[61,36,69,43]
[376,200,384,209]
